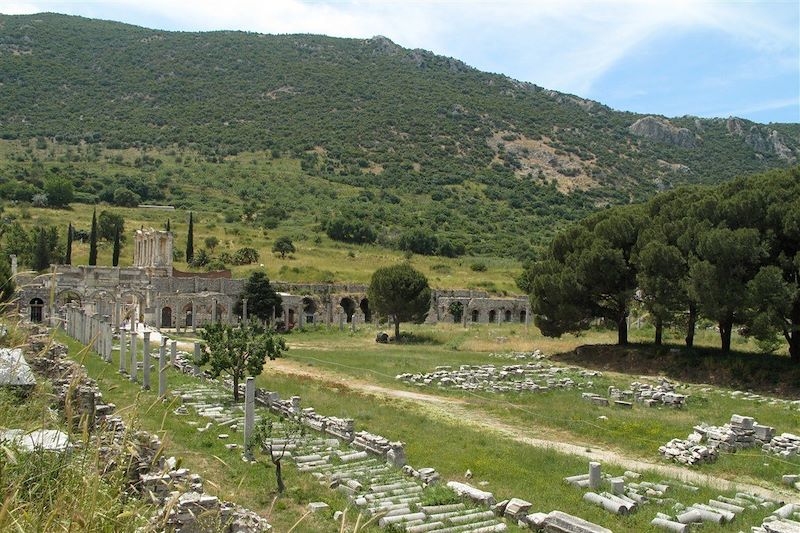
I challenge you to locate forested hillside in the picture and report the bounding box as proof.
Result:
[0,13,798,257]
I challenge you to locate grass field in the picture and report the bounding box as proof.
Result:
[271,323,800,489]
[50,323,799,533]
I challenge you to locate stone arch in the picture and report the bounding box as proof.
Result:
[57,289,82,307]
[340,297,356,323]
[288,308,295,326]
[302,297,317,324]
[520,309,527,324]
[488,309,496,323]
[504,309,512,322]
[471,309,480,323]
[449,301,464,323]
[161,306,173,328]
[359,298,371,322]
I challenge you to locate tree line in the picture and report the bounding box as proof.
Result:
[520,166,800,362]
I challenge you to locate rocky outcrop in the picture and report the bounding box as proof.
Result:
[726,117,746,136]
[629,116,696,148]
[745,126,795,161]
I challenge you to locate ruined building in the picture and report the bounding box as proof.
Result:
[15,229,530,330]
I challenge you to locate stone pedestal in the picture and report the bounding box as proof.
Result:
[170,340,177,366]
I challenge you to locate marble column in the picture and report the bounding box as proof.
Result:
[170,340,177,366]
[191,302,196,332]
[119,329,127,374]
[142,332,151,390]
[244,377,255,460]
[193,342,202,375]
[129,331,138,382]
[158,339,167,398]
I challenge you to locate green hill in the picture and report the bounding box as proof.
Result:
[0,13,798,257]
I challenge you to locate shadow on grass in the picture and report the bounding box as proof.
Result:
[554,343,800,398]
[393,331,444,345]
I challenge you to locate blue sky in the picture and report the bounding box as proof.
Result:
[3,0,798,123]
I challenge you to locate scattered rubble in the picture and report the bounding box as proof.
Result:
[397,363,597,394]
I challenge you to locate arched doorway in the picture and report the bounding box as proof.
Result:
[30,298,44,323]
[302,297,317,324]
[57,290,81,308]
[488,310,496,323]
[161,307,172,328]
[449,301,463,323]
[360,298,371,322]
[520,310,527,324]
[504,310,512,322]
[183,303,193,328]
[471,309,479,323]
[340,297,356,323]
[288,309,295,327]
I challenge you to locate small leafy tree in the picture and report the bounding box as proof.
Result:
[88,209,98,266]
[368,263,431,340]
[98,211,125,241]
[232,247,259,265]
[0,251,14,304]
[249,417,304,493]
[448,301,464,323]
[272,236,295,259]
[112,187,140,207]
[204,236,219,250]
[197,320,286,401]
[43,176,74,208]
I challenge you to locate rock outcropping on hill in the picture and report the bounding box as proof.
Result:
[628,116,696,148]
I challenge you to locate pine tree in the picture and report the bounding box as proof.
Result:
[65,223,73,265]
[186,212,194,264]
[112,225,121,267]
[89,208,98,266]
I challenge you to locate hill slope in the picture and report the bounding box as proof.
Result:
[0,13,798,257]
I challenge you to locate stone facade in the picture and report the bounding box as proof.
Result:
[15,228,530,329]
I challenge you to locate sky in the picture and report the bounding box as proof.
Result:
[2,0,798,123]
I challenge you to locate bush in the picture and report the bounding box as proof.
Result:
[43,176,74,207]
[470,261,488,272]
[112,187,141,207]
[398,228,438,255]
[232,247,259,265]
[324,216,377,244]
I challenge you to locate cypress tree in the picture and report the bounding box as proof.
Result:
[89,208,98,266]
[32,228,51,271]
[112,225,121,267]
[186,212,194,263]
[65,223,73,265]
[165,219,171,232]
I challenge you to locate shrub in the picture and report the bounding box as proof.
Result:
[470,261,488,272]
[232,247,259,265]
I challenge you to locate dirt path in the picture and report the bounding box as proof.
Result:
[268,358,795,501]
